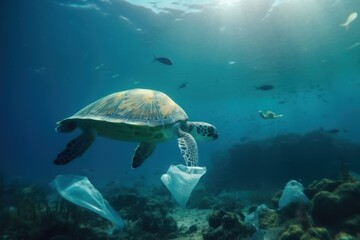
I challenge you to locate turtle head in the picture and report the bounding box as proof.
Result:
[187,122,218,141]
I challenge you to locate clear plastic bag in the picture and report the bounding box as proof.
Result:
[161,164,206,207]
[279,180,310,209]
[50,175,124,231]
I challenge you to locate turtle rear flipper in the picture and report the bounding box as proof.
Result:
[56,120,77,133]
[54,129,96,165]
[177,132,198,167]
[132,143,156,168]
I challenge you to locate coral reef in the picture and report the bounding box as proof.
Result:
[335,232,358,240]
[2,159,360,239]
[273,177,360,240]
[206,130,360,191]
[258,209,280,228]
[187,187,216,210]
[0,185,102,240]
[0,183,180,240]
[304,178,343,200]
[202,209,256,240]
[301,227,331,240]
[311,181,360,228]
[279,224,304,240]
[247,175,360,240]
[106,188,178,239]
[279,225,331,240]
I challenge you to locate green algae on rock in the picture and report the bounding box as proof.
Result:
[203,209,256,240]
[279,224,304,240]
[311,181,360,227]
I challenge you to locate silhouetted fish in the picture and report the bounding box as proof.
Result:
[179,82,189,89]
[94,63,104,70]
[326,129,340,134]
[153,56,173,65]
[256,85,274,91]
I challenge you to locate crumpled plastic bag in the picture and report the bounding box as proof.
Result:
[279,180,310,209]
[50,175,124,231]
[161,164,206,207]
[244,204,275,229]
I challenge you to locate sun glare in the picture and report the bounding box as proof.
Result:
[216,0,241,7]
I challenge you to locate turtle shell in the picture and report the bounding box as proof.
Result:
[67,89,188,127]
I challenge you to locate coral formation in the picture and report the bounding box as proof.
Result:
[279,224,304,240]
[206,130,360,191]
[335,232,358,240]
[108,188,178,239]
[203,209,256,240]
[0,176,359,240]
[304,178,343,199]
[279,225,331,240]
[300,227,331,240]
[0,186,101,240]
[311,181,360,227]
[258,209,280,228]
[2,154,360,240]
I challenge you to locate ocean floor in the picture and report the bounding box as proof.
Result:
[169,208,213,240]
[1,173,360,240]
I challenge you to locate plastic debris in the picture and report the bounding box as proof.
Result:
[50,175,124,231]
[245,204,275,229]
[161,164,206,207]
[279,180,310,209]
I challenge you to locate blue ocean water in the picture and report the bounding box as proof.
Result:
[3,1,360,239]
[1,0,360,191]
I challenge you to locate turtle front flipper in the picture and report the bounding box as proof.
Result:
[177,132,199,167]
[132,143,156,168]
[54,128,96,165]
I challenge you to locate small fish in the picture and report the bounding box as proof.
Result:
[111,74,120,79]
[262,0,291,20]
[21,184,37,194]
[228,61,236,65]
[94,63,104,70]
[33,67,46,74]
[339,12,358,30]
[348,42,360,50]
[119,15,130,22]
[326,129,340,134]
[153,56,173,65]
[256,84,274,91]
[179,82,189,89]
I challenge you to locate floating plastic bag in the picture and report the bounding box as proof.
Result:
[50,175,124,231]
[161,164,206,207]
[279,180,310,209]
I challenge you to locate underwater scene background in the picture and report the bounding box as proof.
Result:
[1,0,360,239]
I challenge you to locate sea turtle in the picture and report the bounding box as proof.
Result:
[54,88,218,168]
